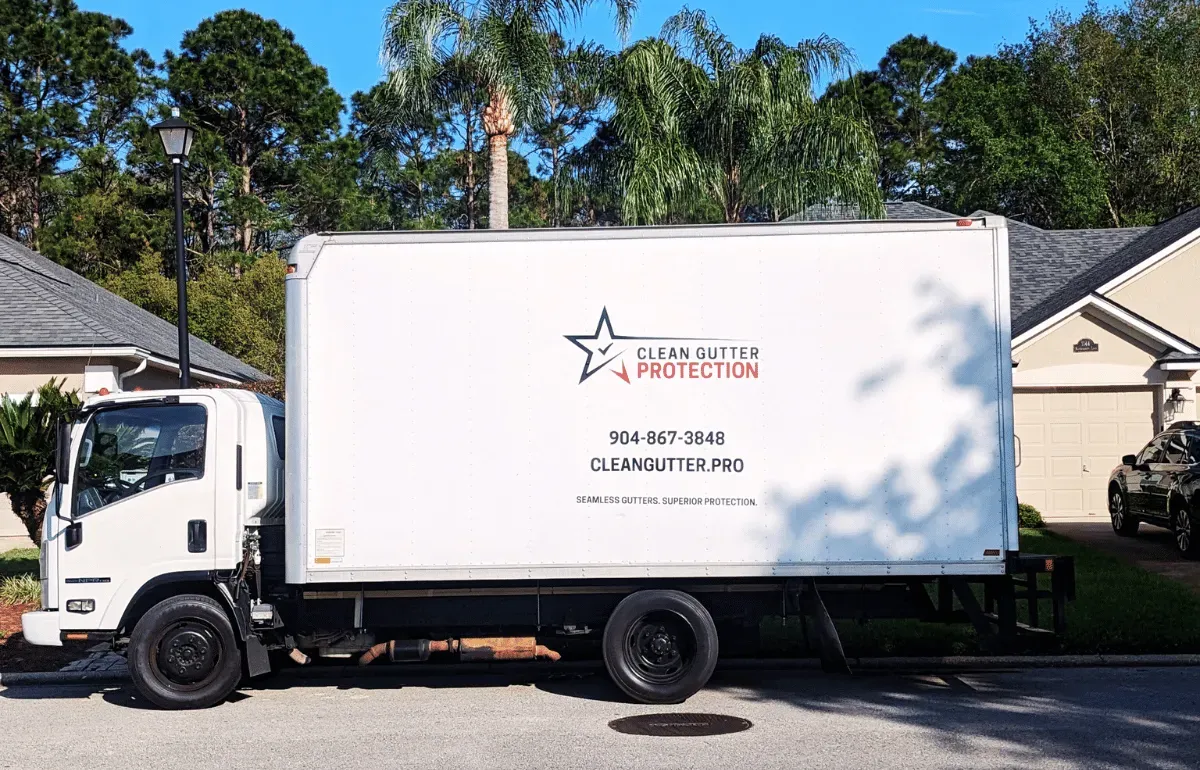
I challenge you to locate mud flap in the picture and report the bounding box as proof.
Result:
[244,635,272,678]
[792,579,851,674]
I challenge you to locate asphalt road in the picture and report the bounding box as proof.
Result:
[3,665,1200,770]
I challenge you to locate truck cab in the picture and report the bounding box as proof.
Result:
[22,389,283,664]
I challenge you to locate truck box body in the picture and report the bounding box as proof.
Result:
[284,219,1016,585]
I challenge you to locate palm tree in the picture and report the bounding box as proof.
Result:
[0,379,81,542]
[606,8,883,224]
[381,0,636,229]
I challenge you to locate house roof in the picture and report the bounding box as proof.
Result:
[788,201,958,221]
[787,203,1160,323]
[0,234,267,382]
[969,212,1152,321]
[1011,207,1200,337]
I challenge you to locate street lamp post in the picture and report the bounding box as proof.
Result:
[152,108,197,388]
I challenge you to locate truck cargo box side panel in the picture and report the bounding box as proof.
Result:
[287,223,1012,582]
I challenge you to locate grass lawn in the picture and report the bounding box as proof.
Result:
[761,528,1200,657]
[0,548,38,578]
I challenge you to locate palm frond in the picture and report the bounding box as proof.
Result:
[381,0,470,111]
[608,20,882,223]
[661,7,737,78]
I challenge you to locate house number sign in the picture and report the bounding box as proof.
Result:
[1073,338,1099,353]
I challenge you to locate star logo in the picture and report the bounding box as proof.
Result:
[564,307,631,383]
[565,308,732,385]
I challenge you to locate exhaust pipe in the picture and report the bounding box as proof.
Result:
[358,637,560,666]
[459,637,561,662]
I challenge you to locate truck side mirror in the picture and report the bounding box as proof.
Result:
[55,419,71,484]
[1122,454,1138,467]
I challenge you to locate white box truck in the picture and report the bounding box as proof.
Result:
[24,218,1072,709]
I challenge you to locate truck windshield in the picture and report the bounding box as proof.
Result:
[73,404,207,516]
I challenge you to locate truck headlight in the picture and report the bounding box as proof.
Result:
[65,599,95,614]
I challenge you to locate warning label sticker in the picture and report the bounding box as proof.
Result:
[314,529,345,561]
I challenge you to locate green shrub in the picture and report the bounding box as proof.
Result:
[0,573,40,606]
[1018,502,1045,529]
[0,378,81,543]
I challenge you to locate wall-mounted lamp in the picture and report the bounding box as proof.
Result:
[1166,387,1193,422]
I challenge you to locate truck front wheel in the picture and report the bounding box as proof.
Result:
[602,589,719,704]
[127,594,243,710]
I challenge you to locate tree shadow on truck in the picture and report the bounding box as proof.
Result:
[762,278,1010,572]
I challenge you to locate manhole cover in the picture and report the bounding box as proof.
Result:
[608,713,753,737]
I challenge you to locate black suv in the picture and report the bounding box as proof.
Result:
[1109,422,1200,558]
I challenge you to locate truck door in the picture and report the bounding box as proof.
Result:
[57,398,218,631]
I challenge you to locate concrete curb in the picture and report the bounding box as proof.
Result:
[6,654,1200,687]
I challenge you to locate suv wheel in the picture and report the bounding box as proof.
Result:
[1110,488,1139,536]
[1174,503,1200,559]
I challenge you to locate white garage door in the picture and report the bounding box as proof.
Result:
[1014,388,1157,520]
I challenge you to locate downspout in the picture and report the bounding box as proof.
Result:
[117,356,149,391]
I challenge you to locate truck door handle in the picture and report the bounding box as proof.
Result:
[187,520,207,553]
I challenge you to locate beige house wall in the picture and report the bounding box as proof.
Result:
[1,356,224,398]
[1110,238,1200,345]
[0,493,34,551]
[1012,310,1200,456]
[1012,312,1165,388]
[123,366,185,391]
[0,357,113,398]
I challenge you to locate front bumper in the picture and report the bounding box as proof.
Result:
[20,610,62,647]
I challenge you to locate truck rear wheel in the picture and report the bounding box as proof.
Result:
[128,594,243,710]
[602,589,719,704]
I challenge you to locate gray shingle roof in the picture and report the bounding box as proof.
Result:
[786,201,957,221]
[0,234,267,382]
[1011,225,1150,319]
[789,202,1156,321]
[1011,207,1200,337]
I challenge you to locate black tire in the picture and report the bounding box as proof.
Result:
[1109,487,1139,536]
[602,589,718,704]
[128,594,243,710]
[1172,500,1200,560]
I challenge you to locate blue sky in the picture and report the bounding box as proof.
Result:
[84,0,1095,104]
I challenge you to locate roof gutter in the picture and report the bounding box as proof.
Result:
[0,346,246,385]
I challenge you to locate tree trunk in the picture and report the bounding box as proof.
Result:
[204,168,217,254]
[551,145,561,228]
[465,106,477,230]
[483,90,515,230]
[239,161,252,256]
[10,490,46,545]
[30,146,42,250]
[487,134,509,229]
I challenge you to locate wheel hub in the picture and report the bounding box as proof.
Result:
[1111,493,1129,533]
[158,624,219,684]
[648,630,675,659]
[627,612,693,684]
